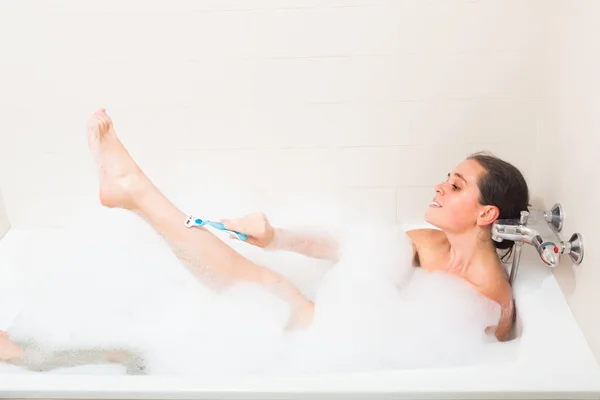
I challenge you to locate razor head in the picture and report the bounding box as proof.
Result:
[184,215,195,227]
[184,214,205,228]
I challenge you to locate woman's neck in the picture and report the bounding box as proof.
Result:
[444,228,496,275]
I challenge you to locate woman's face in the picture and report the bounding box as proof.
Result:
[424,159,492,234]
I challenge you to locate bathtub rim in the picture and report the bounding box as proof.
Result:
[0,368,600,399]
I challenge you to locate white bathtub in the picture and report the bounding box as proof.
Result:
[0,227,599,400]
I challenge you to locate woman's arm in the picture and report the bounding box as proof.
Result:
[222,213,339,262]
[480,279,515,342]
[268,227,339,262]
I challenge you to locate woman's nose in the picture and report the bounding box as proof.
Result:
[435,182,444,195]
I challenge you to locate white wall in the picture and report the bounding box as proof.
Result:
[0,190,9,240]
[537,0,600,361]
[0,0,542,228]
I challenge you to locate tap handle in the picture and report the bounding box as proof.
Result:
[520,210,529,225]
[538,241,560,267]
[565,232,584,265]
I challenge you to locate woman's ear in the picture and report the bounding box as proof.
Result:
[477,205,500,227]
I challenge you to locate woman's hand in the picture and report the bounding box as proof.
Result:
[221,212,277,248]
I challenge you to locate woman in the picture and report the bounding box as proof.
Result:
[0,108,527,367]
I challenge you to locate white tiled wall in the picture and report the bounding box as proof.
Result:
[536,0,600,361]
[0,0,542,228]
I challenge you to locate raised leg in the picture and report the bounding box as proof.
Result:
[87,108,313,328]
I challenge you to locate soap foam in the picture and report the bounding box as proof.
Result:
[4,196,502,375]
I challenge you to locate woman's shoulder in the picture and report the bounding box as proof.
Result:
[406,228,449,249]
[405,228,450,270]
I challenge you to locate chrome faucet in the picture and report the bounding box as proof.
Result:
[491,203,584,285]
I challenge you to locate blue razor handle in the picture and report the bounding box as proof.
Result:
[184,215,247,241]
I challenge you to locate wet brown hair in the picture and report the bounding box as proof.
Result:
[467,152,529,260]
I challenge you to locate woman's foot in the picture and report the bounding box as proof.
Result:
[87,108,146,210]
[0,331,23,363]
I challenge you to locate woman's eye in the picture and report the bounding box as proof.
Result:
[452,184,459,191]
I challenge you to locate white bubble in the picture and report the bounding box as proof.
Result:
[3,195,502,375]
